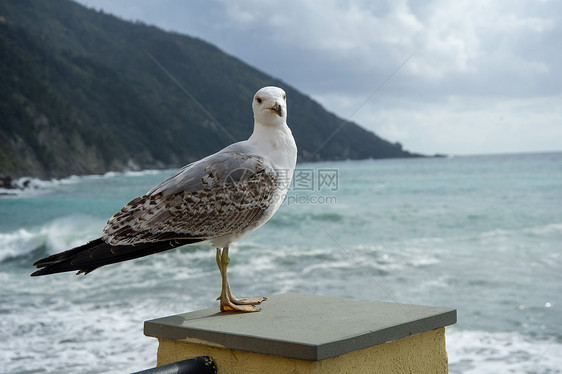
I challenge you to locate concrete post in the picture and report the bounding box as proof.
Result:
[144,293,457,374]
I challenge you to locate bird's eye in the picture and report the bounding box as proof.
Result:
[256,97,262,104]
[283,94,286,100]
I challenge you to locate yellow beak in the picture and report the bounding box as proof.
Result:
[268,102,283,117]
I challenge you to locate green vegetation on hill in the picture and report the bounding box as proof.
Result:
[0,0,419,179]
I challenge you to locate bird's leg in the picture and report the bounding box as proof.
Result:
[215,247,266,312]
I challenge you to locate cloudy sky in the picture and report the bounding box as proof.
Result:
[74,0,561,155]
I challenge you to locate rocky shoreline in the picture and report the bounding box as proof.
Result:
[0,175,36,195]
[0,175,15,189]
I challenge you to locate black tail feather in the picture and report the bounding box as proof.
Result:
[31,237,202,276]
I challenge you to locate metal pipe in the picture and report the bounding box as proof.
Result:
[131,356,217,374]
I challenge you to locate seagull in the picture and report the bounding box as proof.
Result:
[31,86,297,312]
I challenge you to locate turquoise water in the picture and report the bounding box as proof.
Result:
[1,153,561,373]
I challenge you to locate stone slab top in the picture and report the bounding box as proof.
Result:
[144,293,457,361]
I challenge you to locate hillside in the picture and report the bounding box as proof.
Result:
[0,0,419,179]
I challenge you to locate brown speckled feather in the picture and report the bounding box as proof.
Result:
[102,153,278,245]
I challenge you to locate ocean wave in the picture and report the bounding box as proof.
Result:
[0,175,97,197]
[448,329,562,374]
[231,242,442,283]
[525,222,562,236]
[122,169,165,177]
[0,215,104,263]
[477,222,562,240]
[0,169,168,197]
[0,228,45,263]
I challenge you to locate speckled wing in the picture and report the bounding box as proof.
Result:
[102,152,278,245]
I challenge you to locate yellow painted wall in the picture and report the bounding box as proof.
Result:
[156,327,448,374]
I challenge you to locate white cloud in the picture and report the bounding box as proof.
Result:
[315,93,562,155]
[73,0,562,154]
[217,0,557,84]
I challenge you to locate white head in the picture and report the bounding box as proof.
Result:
[252,86,287,127]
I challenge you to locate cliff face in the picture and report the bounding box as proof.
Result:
[1,23,120,179]
[0,0,419,179]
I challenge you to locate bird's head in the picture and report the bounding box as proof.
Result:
[252,86,287,126]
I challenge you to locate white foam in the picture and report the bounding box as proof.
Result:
[0,169,169,197]
[103,169,164,178]
[478,222,562,241]
[0,175,88,197]
[42,215,104,253]
[526,222,562,235]
[122,169,164,177]
[0,228,44,262]
[0,297,159,373]
[448,329,562,374]
[0,215,104,262]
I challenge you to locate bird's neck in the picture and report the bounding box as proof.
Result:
[248,121,297,170]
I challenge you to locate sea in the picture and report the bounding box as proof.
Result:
[0,152,561,374]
